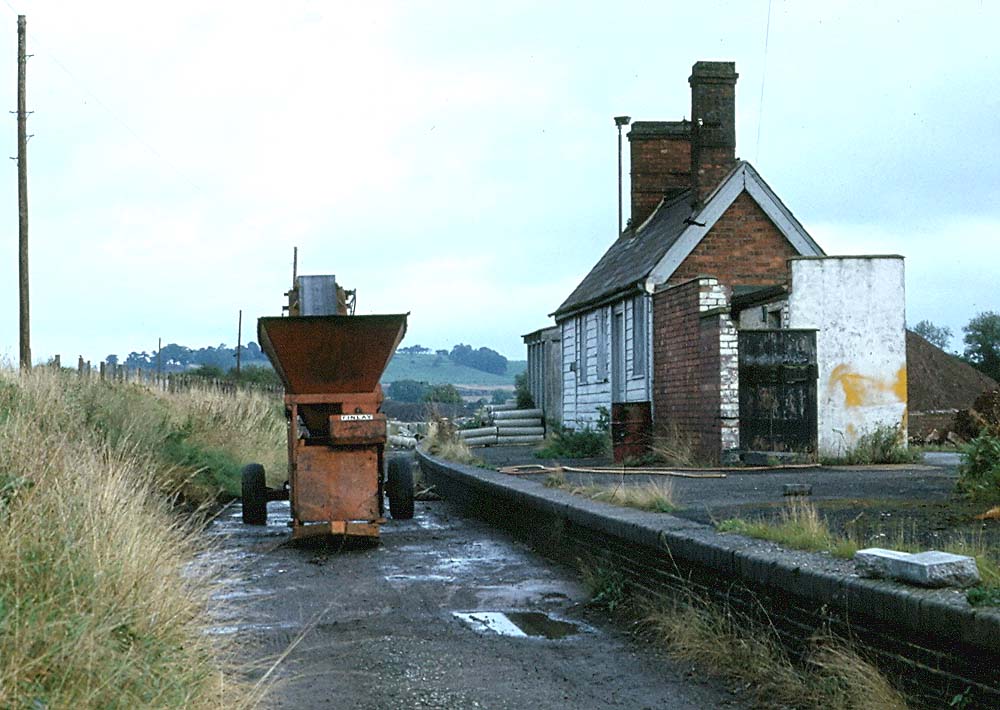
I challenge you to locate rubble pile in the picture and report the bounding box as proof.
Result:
[906,330,999,445]
[953,389,1000,440]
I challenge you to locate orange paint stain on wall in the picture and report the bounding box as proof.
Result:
[829,364,908,408]
[893,367,907,403]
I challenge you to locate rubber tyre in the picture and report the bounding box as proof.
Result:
[386,457,415,520]
[241,463,268,525]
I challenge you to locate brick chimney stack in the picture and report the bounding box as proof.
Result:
[689,61,738,205]
[627,120,691,231]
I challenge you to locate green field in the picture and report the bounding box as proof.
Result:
[382,352,526,387]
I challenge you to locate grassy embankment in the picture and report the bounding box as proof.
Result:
[0,367,285,708]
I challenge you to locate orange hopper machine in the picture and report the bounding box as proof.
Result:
[241,300,411,539]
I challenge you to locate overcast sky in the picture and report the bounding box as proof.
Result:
[0,1,997,364]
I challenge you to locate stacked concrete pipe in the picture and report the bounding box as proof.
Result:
[458,404,545,447]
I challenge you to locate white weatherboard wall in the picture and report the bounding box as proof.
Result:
[560,294,652,430]
[561,311,612,429]
[786,256,907,457]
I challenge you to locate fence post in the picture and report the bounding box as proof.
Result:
[53,354,60,369]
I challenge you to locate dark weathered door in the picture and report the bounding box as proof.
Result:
[738,330,818,453]
[611,308,626,403]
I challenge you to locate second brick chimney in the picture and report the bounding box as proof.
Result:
[689,61,738,205]
[627,120,691,230]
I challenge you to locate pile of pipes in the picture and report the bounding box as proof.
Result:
[458,403,545,447]
[388,421,424,449]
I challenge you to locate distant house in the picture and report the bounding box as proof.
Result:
[540,61,907,463]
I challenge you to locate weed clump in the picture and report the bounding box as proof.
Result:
[581,565,628,613]
[718,499,842,554]
[821,424,920,466]
[646,599,909,709]
[957,431,1000,503]
[423,415,483,466]
[545,473,678,512]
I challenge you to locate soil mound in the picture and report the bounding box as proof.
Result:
[906,330,998,412]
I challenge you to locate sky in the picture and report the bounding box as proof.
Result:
[0,1,997,364]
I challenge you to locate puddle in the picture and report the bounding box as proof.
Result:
[385,573,455,583]
[204,620,299,636]
[453,611,582,639]
[212,587,273,601]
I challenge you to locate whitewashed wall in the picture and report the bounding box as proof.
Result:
[560,294,652,430]
[786,256,907,457]
[561,311,611,429]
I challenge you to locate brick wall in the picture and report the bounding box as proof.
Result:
[669,192,798,287]
[653,277,731,463]
[628,122,691,230]
[716,309,740,454]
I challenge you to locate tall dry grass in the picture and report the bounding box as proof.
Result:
[423,415,482,466]
[647,599,909,709]
[546,472,678,513]
[0,367,275,708]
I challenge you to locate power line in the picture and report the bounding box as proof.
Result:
[755,0,773,165]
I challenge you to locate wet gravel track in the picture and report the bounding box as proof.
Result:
[206,486,748,709]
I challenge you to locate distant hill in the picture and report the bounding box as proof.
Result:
[105,340,526,388]
[382,352,526,387]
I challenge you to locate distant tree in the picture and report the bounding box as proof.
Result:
[449,343,508,375]
[232,366,281,388]
[490,389,508,405]
[190,365,225,379]
[435,349,449,357]
[398,344,430,355]
[243,341,269,363]
[105,354,119,366]
[387,379,429,403]
[124,351,152,369]
[422,383,463,405]
[963,311,1000,382]
[913,320,953,350]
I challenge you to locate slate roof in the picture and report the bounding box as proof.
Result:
[553,188,696,318]
[552,161,823,320]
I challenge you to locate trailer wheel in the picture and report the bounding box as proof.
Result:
[386,458,415,520]
[241,463,268,525]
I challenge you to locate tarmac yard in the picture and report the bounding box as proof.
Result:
[206,493,748,709]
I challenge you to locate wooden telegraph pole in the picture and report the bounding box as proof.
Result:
[235,310,242,375]
[16,15,30,370]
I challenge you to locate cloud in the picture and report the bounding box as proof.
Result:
[0,1,997,365]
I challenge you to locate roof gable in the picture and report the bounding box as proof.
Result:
[645,162,823,288]
[553,161,824,321]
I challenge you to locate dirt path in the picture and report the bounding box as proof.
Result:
[205,489,747,709]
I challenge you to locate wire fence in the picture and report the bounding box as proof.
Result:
[49,354,284,396]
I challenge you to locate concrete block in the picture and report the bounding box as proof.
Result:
[854,548,980,588]
[783,483,812,496]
